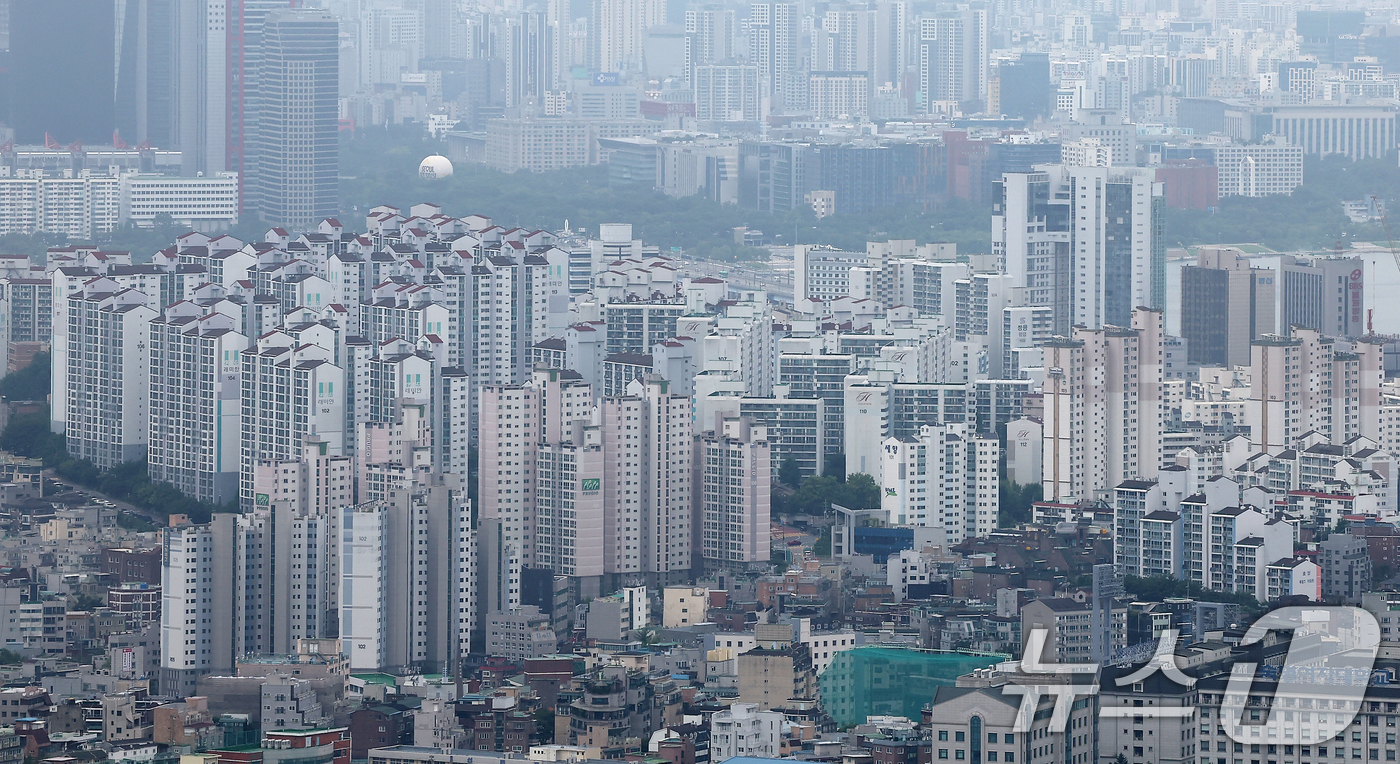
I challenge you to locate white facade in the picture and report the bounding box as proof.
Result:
[696,418,772,566]
[148,305,247,504]
[710,703,785,761]
[795,245,867,302]
[808,72,869,118]
[700,293,776,397]
[694,64,761,122]
[0,170,236,236]
[65,280,157,469]
[880,423,999,543]
[1215,142,1303,197]
[1066,166,1162,330]
[119,173,240,228]
[1042,308,1165,503]
[160,525,216,686]
[240,331,346,508]
[337,482,474,672]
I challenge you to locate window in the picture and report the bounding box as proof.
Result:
[940,751,948,759]
[958,732,966,742]
[957,751,966,760]
[942,732,950,741]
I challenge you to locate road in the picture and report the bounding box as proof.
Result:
[678,257,795,304]
[43,468,165,528]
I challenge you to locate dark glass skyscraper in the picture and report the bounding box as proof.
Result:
[254,8,339,227]
[996,52,1049,122]
[9,0,114,144]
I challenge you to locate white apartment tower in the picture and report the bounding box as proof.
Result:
[1042,307,1165,503]
[478,381,541,615]
[148,303,248,504]
[1066,166,1164,330]
[695,416,772,568]
[749,2,800,110]
[604,376,695,579]
[65,278,158,469]
[1249,330,1384,452]
[159,513,270,697]
[337,479,475,672]
[995,167,1164,333]
[253,436,354,652]
[592,0,666,73]
[240,331,346,508]
[469,253,543,443]
[880,423,999,544]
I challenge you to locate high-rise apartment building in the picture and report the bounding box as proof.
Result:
[1248,329,1384,451]
[337,479,475,672]
[1180,247,1276,367]
[148,303,248,504]
[879,423,999,543]
[808,72,869,119]
[686,7,737,68]
[253,437,354,651]
[993,171,1071,334]
[254,9,339,228]
[695,417,772,568]
[503,12,555,109]
[65,279,158,469]
[811,8,877,75]
[240,330,346,508]
[1042,307,1165,503]
[480,371,694,605]
[917,7,987,112]
[1,278,51,374]
[159,513,269,697]
[994,166,1164,332]
[695,64,761,122]
[748,3,800,111]
[592,0,665,73]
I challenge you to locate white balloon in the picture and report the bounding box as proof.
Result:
[418,155,454,180]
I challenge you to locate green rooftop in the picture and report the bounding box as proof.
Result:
[819,647,1004,728]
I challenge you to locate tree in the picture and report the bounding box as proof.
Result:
[0,650,21,665]
[72,594,104,612]
[0,352,49,401]
[778,456,802,488]
[533,708,555,744]
[999,479,1043,527]
[838,473,881,510]
[788,474,841,514]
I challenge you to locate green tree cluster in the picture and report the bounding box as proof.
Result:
[0,407,229,524]
[341,129,1400,260]
[1124,574,1266,614]
[0,353,49,401]
[339,126,995,256]
[999,479,1042,527]
[777,471,881,514]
